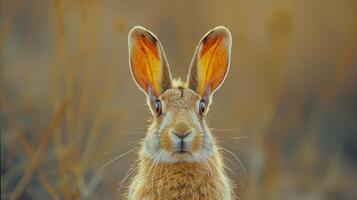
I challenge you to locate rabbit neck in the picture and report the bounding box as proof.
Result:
[128,154,232,200]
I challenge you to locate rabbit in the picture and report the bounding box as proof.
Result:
[127,25,234,200]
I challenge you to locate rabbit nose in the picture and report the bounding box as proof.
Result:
[171,121,192,138]
[172,130,191,139]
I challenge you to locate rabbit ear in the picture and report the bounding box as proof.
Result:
[187,26,231,98]
[129,26,172,98]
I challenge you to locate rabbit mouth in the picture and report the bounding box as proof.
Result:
[172,150,192,156]
[178,149,187,154]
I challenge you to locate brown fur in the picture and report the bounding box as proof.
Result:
[128,149,231,200]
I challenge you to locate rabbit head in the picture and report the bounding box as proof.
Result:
[128,26,231,163]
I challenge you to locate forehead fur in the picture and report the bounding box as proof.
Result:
[171,78,186,88]
[161,78,200,110]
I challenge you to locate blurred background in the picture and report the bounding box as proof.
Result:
[1,0,357,199]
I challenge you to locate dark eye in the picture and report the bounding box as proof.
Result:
[199,99,205,115]
[155,100,162,116]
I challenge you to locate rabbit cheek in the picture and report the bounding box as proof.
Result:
[191,133,203,151]
[160,132,172,151]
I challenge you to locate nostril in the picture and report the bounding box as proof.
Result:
[172,131,191,139]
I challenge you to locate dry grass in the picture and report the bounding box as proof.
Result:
[1,0,357,199]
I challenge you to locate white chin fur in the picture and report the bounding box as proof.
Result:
[143,146,215,164]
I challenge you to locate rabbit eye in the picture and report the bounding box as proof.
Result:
[155,100,162,116]
[199,100,205,115]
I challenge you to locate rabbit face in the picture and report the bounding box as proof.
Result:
[128,26,231,163]
[143,85,215,163]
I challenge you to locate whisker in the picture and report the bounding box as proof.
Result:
[214,128,242,132]
[112,132,144,135]
[94,131,145,135]
[216,136,248,140]
[104,140,140,154]
[218,140,249,154]
[220,147,247,175]
[223,163,235,174]
[117,160,140,192]
[117,169,137,193]
[210,128,243,132]
[119,151,156,193]
[100,148,137,170]
[223,156,239,174]
[94,128,147,136]
[222,153,246,187]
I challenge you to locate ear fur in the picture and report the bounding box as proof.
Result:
[128,26,172,99]
[187,26,232,98]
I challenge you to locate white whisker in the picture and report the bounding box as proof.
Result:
[100,148,137,170]
[220,147,247,175]
[104,140,139,154]
[117,161,139,191]
[217,136,248,139]
[218,140,249,154]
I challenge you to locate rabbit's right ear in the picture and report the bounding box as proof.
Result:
[128,26,172,99]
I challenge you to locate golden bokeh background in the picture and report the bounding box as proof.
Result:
[1,0,357,199]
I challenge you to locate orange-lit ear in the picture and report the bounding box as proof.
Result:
[187,26,231,98]
[129,26,172,98]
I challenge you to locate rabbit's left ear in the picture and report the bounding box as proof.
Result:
[187,26,232,98]
[129,26,172,99]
